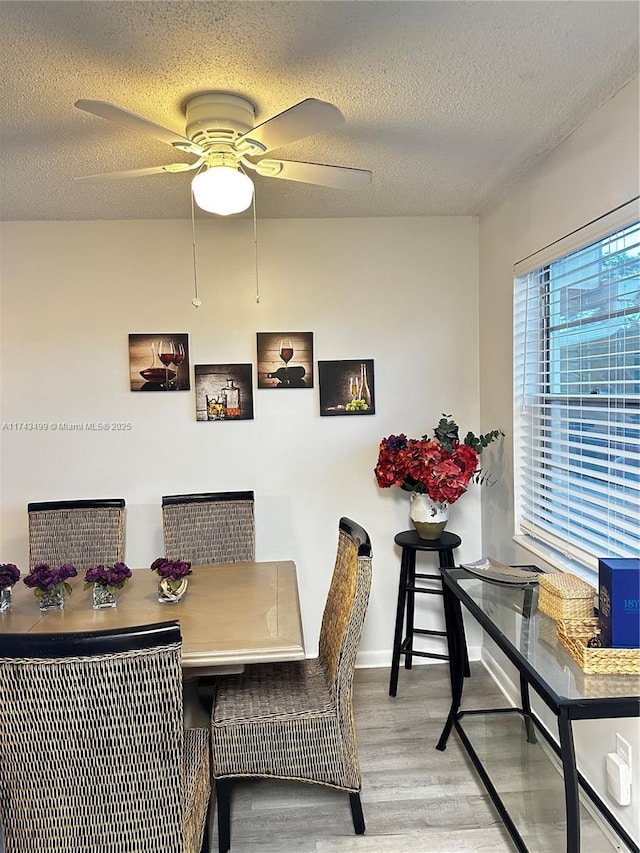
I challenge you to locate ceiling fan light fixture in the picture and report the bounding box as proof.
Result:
[191,165,254,216]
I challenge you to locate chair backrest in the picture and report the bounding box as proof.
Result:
[27,498,126,571]
[162,491,255,564]
[0,622,185,853]
[318,517,373,704]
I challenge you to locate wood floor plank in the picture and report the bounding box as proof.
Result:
[316,827,514,852]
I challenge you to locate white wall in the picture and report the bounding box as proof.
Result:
[478,77,640,844]
[0,215,487,663]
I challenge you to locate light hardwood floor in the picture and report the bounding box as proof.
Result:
[205,662,631,853]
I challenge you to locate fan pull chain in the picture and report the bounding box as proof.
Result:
[190,189,202,308]
[252,192,260,304]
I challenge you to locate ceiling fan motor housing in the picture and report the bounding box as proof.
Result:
[185,93,256,147]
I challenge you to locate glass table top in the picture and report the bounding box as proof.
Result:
[446,570,640,705]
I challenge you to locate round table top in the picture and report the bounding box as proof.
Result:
[394,529,462,552]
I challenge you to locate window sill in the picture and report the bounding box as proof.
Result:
[512,534,597,587]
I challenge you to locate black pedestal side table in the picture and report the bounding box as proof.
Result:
[389,529,466,697]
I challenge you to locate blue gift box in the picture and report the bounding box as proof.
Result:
[598,558,640,649]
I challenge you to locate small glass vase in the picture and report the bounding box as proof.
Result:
[39,586,65,611]
[92,583,117,609]
[0,586,12,613]
[158,577,188,604]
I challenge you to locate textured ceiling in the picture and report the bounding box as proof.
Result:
[0,1,638,221]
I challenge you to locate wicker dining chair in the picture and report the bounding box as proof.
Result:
[0,621,210,853]
[27,498,125,572]
[162,491,255,565]
[210,516,373,853]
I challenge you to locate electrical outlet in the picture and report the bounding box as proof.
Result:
[607,752,631,806]
[616,733,632,772]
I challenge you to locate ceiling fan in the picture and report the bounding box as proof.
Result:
[74,92,372,215]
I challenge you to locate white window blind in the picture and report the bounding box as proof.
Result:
[514,200,640,573]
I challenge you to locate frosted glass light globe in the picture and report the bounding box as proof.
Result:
[191,166,254,216]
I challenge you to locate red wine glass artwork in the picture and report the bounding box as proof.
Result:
[279,339,294,372]
[158,339,175,390]
[172,342,185,390]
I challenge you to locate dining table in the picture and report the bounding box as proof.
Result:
[1,560,306,726]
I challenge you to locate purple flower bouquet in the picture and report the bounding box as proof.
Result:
[23,562,77,610]
[84,561,132,609]
[0,563,20,612]
[150,557,192,601]
[0,563,21,589]
[84,562,132,592]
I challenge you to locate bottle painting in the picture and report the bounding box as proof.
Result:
[359,363,372,408]
[221,379,241,418]
[267,366,306,385]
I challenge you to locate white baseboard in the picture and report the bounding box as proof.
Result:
[355,644,482,669]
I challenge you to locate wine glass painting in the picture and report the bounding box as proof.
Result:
[172,342,186,390]
[279,339,294,370]
[257,332,314,389]
[129,333,191,392]
[318,359,376,416]
[157,339,175,389]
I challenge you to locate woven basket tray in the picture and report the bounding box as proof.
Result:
[557,617,600,638]
[558,631,640,675]
[538,573,595,621]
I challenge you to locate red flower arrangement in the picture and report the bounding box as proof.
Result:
[375,415,503,506]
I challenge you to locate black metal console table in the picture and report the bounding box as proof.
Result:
[437,567,640,853]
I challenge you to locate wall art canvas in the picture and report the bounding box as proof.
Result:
[256,332,314,388]
[195,364,254,421]
[129,333,190,392]
[318,359,375,416]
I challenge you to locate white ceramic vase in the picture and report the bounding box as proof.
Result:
[409,492,449,540]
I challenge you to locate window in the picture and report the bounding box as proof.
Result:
[514,202,640,576]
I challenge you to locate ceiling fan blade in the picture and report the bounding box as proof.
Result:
[75,100,204,156]
[256,159,372,189]
[237,99,345,155]
[75,163,199,183]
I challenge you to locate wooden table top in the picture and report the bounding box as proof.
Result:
[0,561,306,669]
